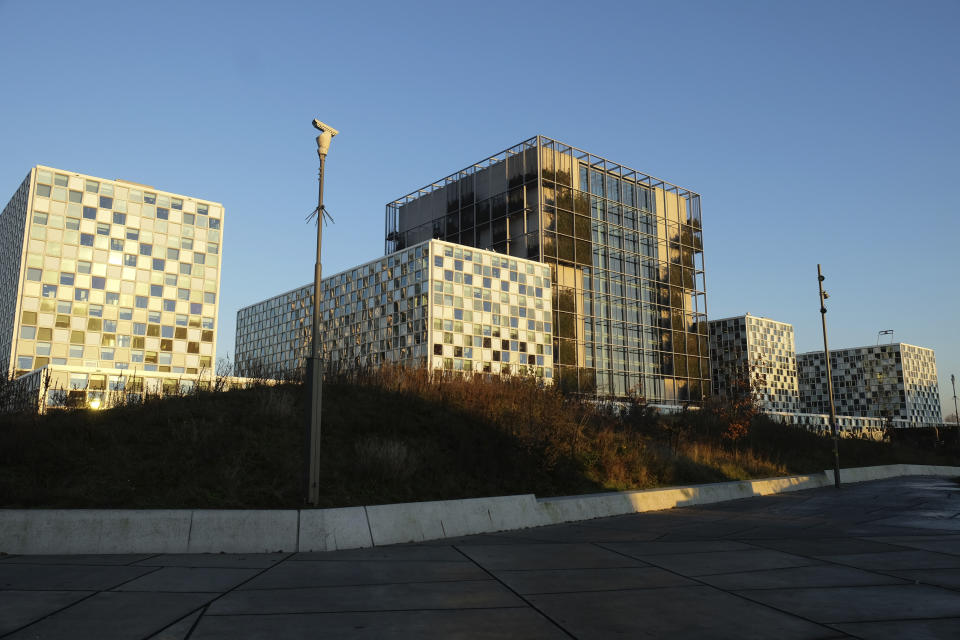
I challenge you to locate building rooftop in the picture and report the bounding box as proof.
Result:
[708,313,794,326]
[34,164,223,209]
[387,135,701,208]
[796,342,932,357]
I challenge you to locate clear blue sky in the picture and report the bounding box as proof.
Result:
[2,0,958,416]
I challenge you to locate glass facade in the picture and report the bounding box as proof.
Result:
[0,166,224,379]
[385,136,707,402]
[235,239,554,381]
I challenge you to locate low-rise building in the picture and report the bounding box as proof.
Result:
[0,165,224,398]
[797,343,941,427]
[236,239,554,381]
[708,314,800,413]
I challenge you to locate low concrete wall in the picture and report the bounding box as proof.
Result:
[0,509,192,555]
[2,465,957,555]
[0,509,299,555]
[186,510,298,554]
[365,494,550,546]
[298,507,372,552]
[538,473,830,524]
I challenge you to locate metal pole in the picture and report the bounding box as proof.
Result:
[306,155,325,506]
[818,264,841,488]
[952,374,959,428]
[306,119,337,506]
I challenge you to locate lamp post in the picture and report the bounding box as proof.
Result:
[952,374,959,428]
[306,118,338,506]
[818,264,841,488]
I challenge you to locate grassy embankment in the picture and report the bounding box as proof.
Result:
[1,367,957,508]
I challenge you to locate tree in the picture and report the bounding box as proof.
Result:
[708,355,762,443]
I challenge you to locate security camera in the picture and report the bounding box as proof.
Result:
[312,119,339,137]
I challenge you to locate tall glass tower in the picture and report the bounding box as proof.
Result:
[385,136,707,403]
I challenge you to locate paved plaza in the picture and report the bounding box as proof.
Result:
[2,476,960,639]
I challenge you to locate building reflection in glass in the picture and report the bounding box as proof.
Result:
[386,137,707,403]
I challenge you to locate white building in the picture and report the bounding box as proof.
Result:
[797,343,941,427]
[708,314,800,413]
[236,239,554,381]
[0,166,224,394]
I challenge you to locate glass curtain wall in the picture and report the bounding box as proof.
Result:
[386,136,708,403]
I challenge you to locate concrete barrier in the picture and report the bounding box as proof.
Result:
[0,509,192,555]
[538,473,830,524]
[825,464,959,486]
[2,465,958,555]
[299,507,372,552]
[186,510,298,554]
[365,494,549,546]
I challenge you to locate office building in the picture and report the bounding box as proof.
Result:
[0,166,224,386]
[385,136,707,402]
[235,239,554,380]
[708,314,799,413]
[797,343,942,427]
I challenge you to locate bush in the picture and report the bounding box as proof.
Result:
[1,366,957,508]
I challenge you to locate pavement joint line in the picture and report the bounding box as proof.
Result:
[107,590,239,594]
[759,548,960,595]
[0,591,101,639]
[0,587,142,592]
[203,604,532,617]
[589,542,776,558]
[479,562,649,571]
[0,587,104,639]
[628,559,826,578]
[0,558,174,631]
[833,614,960,624]
[105,564,167,589]
[139,551,297,638]
[713,580,911,592]
[220,577,502,591]
[140,601,215,640]
[730,582,951,595]
[598,538,845,636]
[748,609,960,626]
[231,578,500,592]
[451,545,578,640]
[180,604,208,640]
[131,553,163,566]
[860,568,960,596]
[502,583,709,597]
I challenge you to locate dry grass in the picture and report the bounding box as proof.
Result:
[1,366,957,508]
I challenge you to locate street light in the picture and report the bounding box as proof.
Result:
[305,118,338,506]
[952,374,959,429]
[818,264,841,488]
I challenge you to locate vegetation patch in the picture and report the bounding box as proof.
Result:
[1,367,957,509]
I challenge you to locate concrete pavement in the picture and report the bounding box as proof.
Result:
[2,475,959,639]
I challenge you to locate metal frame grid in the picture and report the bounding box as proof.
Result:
[383,137,707,403]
